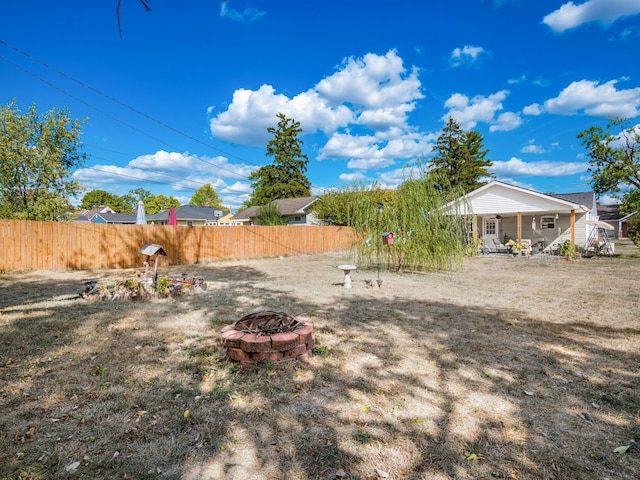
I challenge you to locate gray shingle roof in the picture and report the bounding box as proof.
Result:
[93,213,137,224]
[232,196,318,221]
[147,205,229,222]
[550,191,595,209]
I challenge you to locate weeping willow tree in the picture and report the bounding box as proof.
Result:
[320,171,469,272]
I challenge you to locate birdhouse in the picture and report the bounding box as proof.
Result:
[382,232,394,245]
[139,243,168,282]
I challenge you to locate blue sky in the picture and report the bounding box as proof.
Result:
[2,0,640,210]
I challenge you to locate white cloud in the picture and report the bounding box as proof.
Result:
[508,74,527,85]
[490,112,522,132]
[598,194,620,205]
[378,166,423,189]
[220,2,265,24]
[223,181,252,193]
[339,172,367,182]
[520,140,547,154]
[532,76,551,87]
[523,103,543,115]
[318,131,434,165]
[542,79,640,117]
[209,85,354,146]
[347,157,396,170]
[209,50,424,148]
[316,51,423,108]
[614,26,640,41]
[73,150,256,207]
[128,150,255,180]
[491,157,589,177]
[443,90,509,129]
[543,0,640,32]
[449,45,488,68]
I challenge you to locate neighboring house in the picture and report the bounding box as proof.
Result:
[147,205,231,226]
[456,181,599,252]
[597,204,638,239]
[211,211,242,226]
[74,205,116,222]
[230,196,320,226]
[88,212,136,224]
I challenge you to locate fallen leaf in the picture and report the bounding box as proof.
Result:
[614,445,629,454]
[183,409,190,419]
[65,461,80,473]
[360,406,370,413]
[466,453,485,461]
[375,468,389,478]
[524,391,535,396]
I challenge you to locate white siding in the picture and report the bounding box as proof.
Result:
[466,184,576,215]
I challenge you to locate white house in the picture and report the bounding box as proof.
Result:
[456,181,600,253]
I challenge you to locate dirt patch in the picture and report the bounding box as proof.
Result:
[1,252,639,479]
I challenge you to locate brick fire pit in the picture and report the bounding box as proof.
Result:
[221,311,314,367]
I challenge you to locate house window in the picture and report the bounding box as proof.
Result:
[187,221,193,227]
[541,216,555,229]
[294,216,302,222]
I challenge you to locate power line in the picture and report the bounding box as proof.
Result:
[0,38,254,165]
[0,53,252,183]
[0,40,331,198]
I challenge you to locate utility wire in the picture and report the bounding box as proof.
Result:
[0,39,331,196]
[0,38,254,165]
[0,53,251,183]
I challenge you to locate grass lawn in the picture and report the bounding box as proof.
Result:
[1,250,639,479]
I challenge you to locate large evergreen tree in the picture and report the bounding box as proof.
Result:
[0,100,86,220]
[427,117,493,193]
[247,113,311,206]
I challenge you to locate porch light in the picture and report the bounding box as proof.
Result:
[495,214,501,219]
[555,212,559,220]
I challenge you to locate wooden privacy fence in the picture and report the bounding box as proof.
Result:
[0,220,356,272]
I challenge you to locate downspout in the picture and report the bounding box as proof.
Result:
[570,209,575,245]
[517,212,522,243]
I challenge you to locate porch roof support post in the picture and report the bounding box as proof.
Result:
[517,212,522,243]
[570,209,575,245]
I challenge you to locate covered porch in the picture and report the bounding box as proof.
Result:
[457,181,596,255]
[478,211,580,254]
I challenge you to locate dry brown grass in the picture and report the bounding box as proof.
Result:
[1,251,639,480]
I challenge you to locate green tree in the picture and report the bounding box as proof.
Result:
[190,183,224,208]
[120,188,153,213]
[80,189,124,211]
[577,117,640,215]
[145,194,180,214]
[427,117,493,193]
[311,184,395,226]
[247,113,311,206]
[0,100,86,220]
[256,203,287,225]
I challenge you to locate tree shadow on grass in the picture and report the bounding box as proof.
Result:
[1,264,639,479]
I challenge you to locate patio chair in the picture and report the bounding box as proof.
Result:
[492,239,510,254]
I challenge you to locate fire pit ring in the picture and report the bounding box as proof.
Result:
[221,311,314,367]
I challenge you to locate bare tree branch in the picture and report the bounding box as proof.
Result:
[116,0,152,38]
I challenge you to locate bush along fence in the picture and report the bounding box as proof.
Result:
[0,220,355,272]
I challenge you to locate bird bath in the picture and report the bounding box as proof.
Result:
[337,264,357,288]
